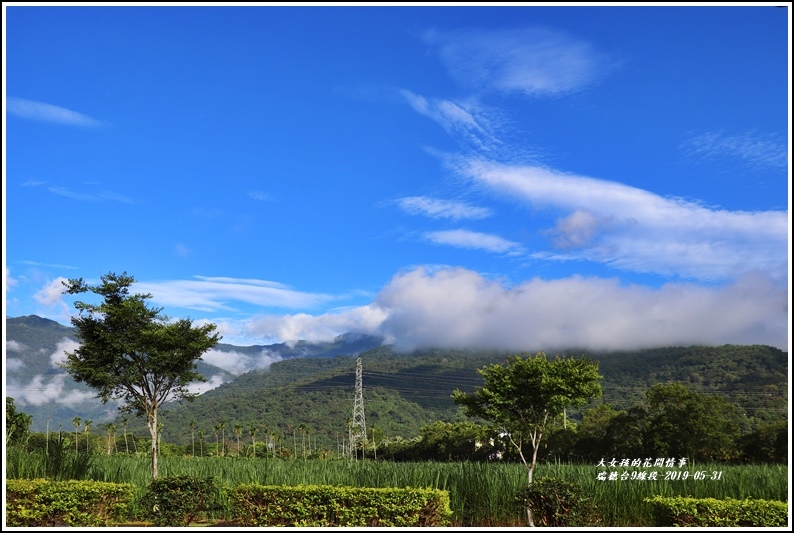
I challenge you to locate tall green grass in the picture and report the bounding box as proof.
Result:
[7,449,787,526]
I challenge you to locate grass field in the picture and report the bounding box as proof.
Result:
[6,448,788,526]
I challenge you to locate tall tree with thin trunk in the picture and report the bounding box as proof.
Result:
[72,417,81,453]
[452,352,602,526]
[234,423,243,456]
[84,419,93,453]
[121,417,130,454]
[249,425,259,458]
[60,272,220,479]
[190,420,197,458]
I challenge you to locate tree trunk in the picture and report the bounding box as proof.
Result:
[148,412,159,479]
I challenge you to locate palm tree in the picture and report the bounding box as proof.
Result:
[220,420,227,457]
[105,423,118,455]
[46,415,51,455]
[190,420,197,457]
[214,423,222,456]
[198,429,206,457]
[249,425,259,458]
[72,417,81,453]
[299,423,307,459]
[121,417,130,454]
[234,423,243,456]
[84,419,93,453]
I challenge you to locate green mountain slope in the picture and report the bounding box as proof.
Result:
[151,344,787,452]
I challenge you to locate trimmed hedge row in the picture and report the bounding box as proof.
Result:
[5,478,135,526]
[227,483,454,526]
[644,495,789,527]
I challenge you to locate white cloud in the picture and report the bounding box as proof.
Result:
[187,374,228,395]
[6,374,95,407]
[246,304,389,345]
[50,338,81,368]
[7,97,106,127]
[372,266,788,352]
[248,190,271,201]
[396,196,492,220]
[423,27,611,96]
[682,130,788,170]
[135,276,335,312]
[175,243,192,257]
[455,159,788,281]
[6,340,27,353]
[400,90,497,149]
[6,267,18,290]
[6,357,25,372]
[424,229,524,255]
[547,209,616,250]
[34,277,70,307]
[48,186,135,204]
[200,348,283,376]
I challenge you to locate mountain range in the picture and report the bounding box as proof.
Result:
[4,315,788,449]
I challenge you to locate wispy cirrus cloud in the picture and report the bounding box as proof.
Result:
[423,27,613,96]
[248,190,272,201]
[399,90,498,150]
[134,276,335,313]
[682,130,788,170]
[19,260,79,270]
[396,196,492,220]
[454,158,788,282]
[7,97,106,127]
[424,229,524,255]
[48,186,136,204]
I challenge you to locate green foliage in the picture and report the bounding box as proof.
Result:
[644,382,742,461]
[739,420,788,463]
[60,271,220,478]
[227,484,452,526]
[139,474,223,526]
[644,495,788,527]
[8,435,96,481]
[5,478,134,526]
[6,397,33,445]
[407,421,497,461]
[517,477,600,526]
[452,352,602,482]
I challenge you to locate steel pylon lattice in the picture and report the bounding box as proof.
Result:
[351,357,367,448]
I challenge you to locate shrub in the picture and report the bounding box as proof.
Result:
[227,484,453,527]
[644,495,788,527]
[6,478,134,526]
[516,476,600,526]
[139,474,223,526]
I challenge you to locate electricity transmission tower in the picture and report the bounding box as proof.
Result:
[351,357,367,458]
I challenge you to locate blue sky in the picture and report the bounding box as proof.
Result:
[4,4,791,358]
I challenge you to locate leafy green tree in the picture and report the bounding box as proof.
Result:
[61,271,220,478]
[6,397,33,445]
[452,352,602,526]
[740,420,787,463]
[572,403,648,461]
[643,382,741,461]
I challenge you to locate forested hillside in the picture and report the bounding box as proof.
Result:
[149,344,787,453]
